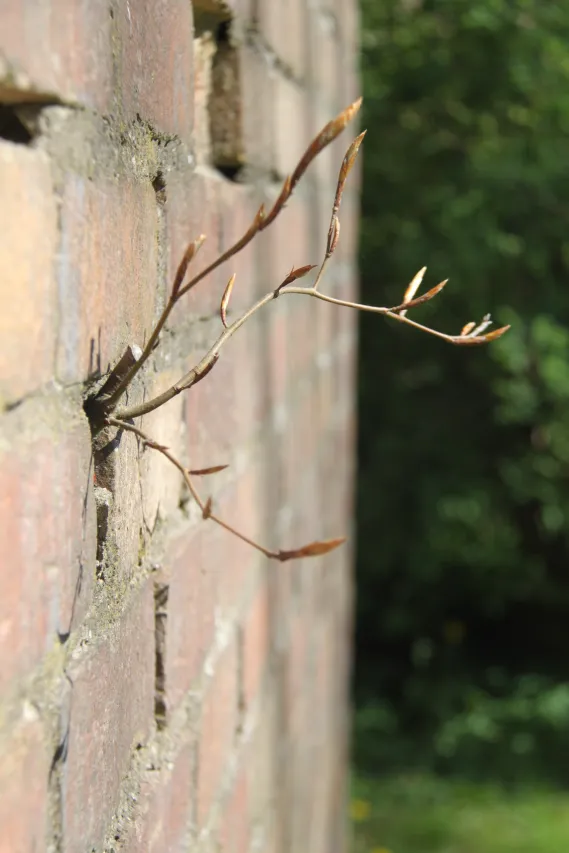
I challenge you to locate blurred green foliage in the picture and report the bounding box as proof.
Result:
[350,772,569,853]
[356,0,569,783]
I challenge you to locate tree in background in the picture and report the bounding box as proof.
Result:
[356,0,569,784]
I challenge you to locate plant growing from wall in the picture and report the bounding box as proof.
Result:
[85,97,509,562]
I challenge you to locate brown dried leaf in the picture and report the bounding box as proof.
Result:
[481,325,511,342]
[220,273,236,328]
[392,279,448,313]
[289,97,362,193]
[460,321,476,336]
[275,264,317,294]
[188,464,229,476]
[172,234,206,296]
[277,536,347,562]
[326,216,340,257]
[452,325,511,346]
[334,130,367,212]
[202,496,213,519]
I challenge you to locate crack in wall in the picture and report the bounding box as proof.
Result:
[153,582,169,730]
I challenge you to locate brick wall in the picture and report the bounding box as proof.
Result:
[0,2,360,851]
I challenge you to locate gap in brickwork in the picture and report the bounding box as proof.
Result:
[193,0,232,37]
[154,582,169,729]
[0,104,34,143]
[209,17,245,181]
[152,169,167,206]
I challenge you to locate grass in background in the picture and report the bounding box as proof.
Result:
[351,773,569,853]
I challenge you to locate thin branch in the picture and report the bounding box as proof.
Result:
[99,99,363,414]
[106,417,344,562]
[117,270,509,421]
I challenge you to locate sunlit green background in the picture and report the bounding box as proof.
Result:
[353,0,569,849]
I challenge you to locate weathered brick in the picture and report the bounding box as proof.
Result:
[256,0,307,80]
[139,370,186,530]
[0,142,57,405]
[63,580,155,853]
[197,640,238,826]
[238,41,274,173]
[218,766,249,853]
[272,74,307,181]
[0,0,113,110]
[165,166,226,322]
[245,687,278,825]
[0,395,95,697]
[160,524,217,713]
[194,30,216,165]
[56,174,157,384]
[115,0,194,144]
[241,581,270,709]
[0,708,50,853]
[307,5,338,106]
[121,744,194,853]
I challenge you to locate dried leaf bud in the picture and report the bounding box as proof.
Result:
[289,97,363,192]
[460,321,476,336]
[393,279,448,313]
[188,464,229,476]
[277,536,346,562]
[202,497,213,519]
[334,130,367,213]
[172,234,207,296]
[452,325,511,346]
[403,267,427,305]
[326,216,341,257]
[220,273,236,328]
[275,264,317,294]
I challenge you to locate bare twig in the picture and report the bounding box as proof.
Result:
[106,417,345,562]
[92,97,511,564]
[100,98,364,414]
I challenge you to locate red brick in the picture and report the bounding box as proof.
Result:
[244,689,278,824]
[239,42,274,173]
[307,6,338,106]
[0,398,96,697]
[115,0,194,143]
[165,167,226,322]
[0,0,112,110]
[56,174,157,384]
[257,0,307,80]
[211,462,265,619]
[197,640,238,826]
[241,582,270,709]
[158,526,216,714]
[217,178,262,310]
[273,74,306,180]
[139,370,186,530]
[184,317,263,461]
[122,744,194,853]
[0,709,50,853]
[0,142,57,404]
[218,766,249,853]
[63,580,155,853]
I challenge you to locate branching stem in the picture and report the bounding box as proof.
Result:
[106,417,343,561]
[90,96,509,564]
